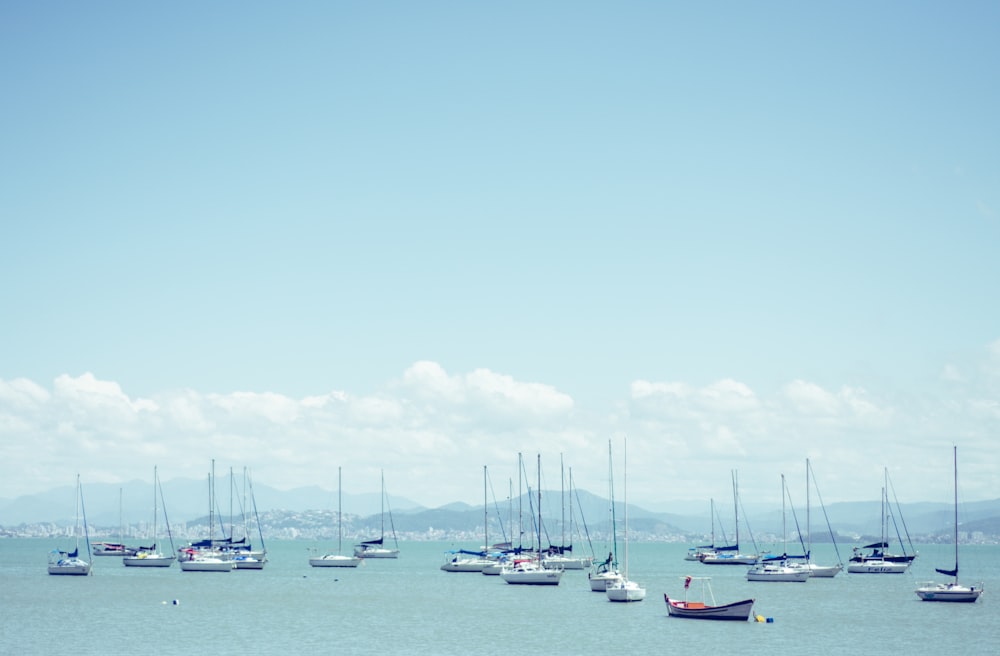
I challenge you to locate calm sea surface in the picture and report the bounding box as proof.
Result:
[2,539,998,654]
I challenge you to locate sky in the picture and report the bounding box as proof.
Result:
[1,1,998,513]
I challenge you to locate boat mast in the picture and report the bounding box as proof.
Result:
[952,446,959,583]
[732,470,739,552]
[560,454,565,553]
[805,459,811,561]
[483,465,488,551]
[337,467,343,554]
[623,437,629,580]
[381,469,386,542]
[536,454,542,556]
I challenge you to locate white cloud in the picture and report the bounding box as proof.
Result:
[1,352,999,510]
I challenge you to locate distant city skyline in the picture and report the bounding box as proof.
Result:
[2,4,997,511]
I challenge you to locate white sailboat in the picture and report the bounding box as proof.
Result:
[700,471,759,565]
[589,440,622,591]
[915,446,983,602]
[501,454,563,585]
[123,466,176,568]
[48,475,92,576]
[93,488,134,557]
[232,468,267,570]
[607,438,645,602]
[354,470,400,559]
[847,470,910,574]
[310,466,362,568]
[179,463,233,572]
[787,459,842,578]
[746,475,809,583]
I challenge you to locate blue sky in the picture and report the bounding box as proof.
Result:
[1,1,998,512]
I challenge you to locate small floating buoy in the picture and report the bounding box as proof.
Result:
[766,617,773,623]
[172,599,180,606]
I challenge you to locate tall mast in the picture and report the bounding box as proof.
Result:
[732,470,739,550]
[483,465,488,550]
[337,466,343,554]
[952,446,959,582]
[536,454,542,555]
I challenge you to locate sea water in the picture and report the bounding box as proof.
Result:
[2,539,998,654]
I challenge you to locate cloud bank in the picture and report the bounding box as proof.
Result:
[2,347,999,510]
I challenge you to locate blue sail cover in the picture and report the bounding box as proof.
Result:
[936,565,958,577]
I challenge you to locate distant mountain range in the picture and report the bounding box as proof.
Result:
[2,479,999,539]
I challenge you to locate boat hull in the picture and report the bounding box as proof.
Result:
[354,547,399,559]
[607,580,646,602]
[123,554,175,568]
[664,594,754,621]
[746,565,810,582]
[179,559,233,572]
[589,571,622,591]
[915,583,982,602]
[700,554,758,565]
[47,561,91,575]
[501,563,563,585]
[847,560,909,574]
[310,555,361,568]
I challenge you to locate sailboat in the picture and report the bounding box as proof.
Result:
[664,576,755,621]
[232,468,267,569]
[310,466,362,568]
[589,440,622,591]
[745,474,809,582]
[684,499,718,562]
[93,488,135,557]
[847,469,910,574]
[700,471,759,565]
[543,458,592,570]
[48,474,92,576]
[915,447,983,602]
[442,465,493,572]
[354,470,400,558]
[786,459,842,578]
[849,467,917,567]
[123,466,176,567]
[179,461,234,572]
[606,437,645,602]
[501,454,564,585]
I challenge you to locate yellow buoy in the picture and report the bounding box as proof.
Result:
[755,615,766,623]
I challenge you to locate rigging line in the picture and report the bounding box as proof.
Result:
[157,471,176,552]
[886,470,916,555]
[383,478,399,547]
[784,478,808,557]
[807,460,843,565]
[737,493,760,555]
[572,484,595,558]
[485,468,509,545]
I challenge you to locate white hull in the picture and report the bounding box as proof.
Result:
[501,561,563,585]
[179,558,233,572]
[847,559,909,574]
[915,582,983,602]
[607,579,646,602]
[589,570,622,591]
[746,564,810,582]
[233,556,266,569]
[310,554,361,568]
[440,556,489,572]
[700,553,758,565]
[481,561,505,575]
[788,562,842,578]
[354,547,399,559]
[48,560,90,575]
[123,553,175,568]
[542,555,592,570]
